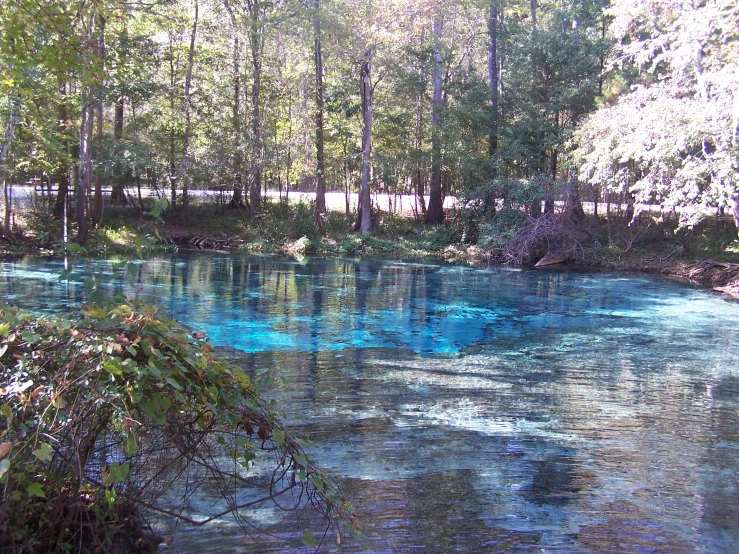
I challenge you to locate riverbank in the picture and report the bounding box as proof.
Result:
[3,202,739,300]
[593,256,739,299]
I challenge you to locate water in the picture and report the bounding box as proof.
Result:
[2,252,739,553]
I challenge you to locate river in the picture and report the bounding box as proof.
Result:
[1,253,738,553]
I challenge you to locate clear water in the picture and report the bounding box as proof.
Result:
[2,253,739,553]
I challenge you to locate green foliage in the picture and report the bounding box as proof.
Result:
[478,207,529,251]
[465,178,546,249]
[0,301,349,551]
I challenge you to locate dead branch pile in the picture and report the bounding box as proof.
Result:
[505,212,595,266]
[161,231,244,249]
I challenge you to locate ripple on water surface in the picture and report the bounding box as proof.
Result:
[1,253,739,552]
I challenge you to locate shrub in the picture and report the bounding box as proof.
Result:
[0,301,349,552]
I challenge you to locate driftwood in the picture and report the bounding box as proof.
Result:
[534,251,570,267]
[505,212,593,266]
[161,231,244,250]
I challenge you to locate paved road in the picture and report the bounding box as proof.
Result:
[2,185,460,215]
[3,184,667,219]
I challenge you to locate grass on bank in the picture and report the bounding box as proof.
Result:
[4,196,739,267]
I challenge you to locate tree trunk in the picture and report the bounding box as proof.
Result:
[342,136,349,214]
[92,15,105,224]
[77,102,91,243]
[357,49,373,234]
[488,2,498,160]
[729,192,739,238]
[224,4,243,208]
[93,97,104,223]
[285,95,293,203]
[75,15,98,243]
[110,95,128,204]
[313,0,327,228]
[563,173,584,222]
[606,189,612,244]
[0,93,17,239]
[414,90,426,216]
[248,0,263,219]
[180,0,199,222]
[425,17,445,225]
[544,148,557,214]
[598,14,605,96]
[136,169,143,219]
[0,32,18,242]
[0,96,18,170]
[54,153,69,221]
[168,34,178,210]
[2,175,11,239]
[85,100,94,220]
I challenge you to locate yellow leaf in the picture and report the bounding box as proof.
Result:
[0,442,12,457]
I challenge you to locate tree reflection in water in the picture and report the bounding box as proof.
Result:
[1,253,738,552]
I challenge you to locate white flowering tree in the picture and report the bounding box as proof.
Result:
[574,0,739,232]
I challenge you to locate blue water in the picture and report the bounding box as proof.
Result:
[2,252,739,553]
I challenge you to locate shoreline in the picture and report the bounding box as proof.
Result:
[5,230,739,302]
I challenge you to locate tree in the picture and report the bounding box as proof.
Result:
[223,0,245,208]
[357,47,373,233]
[314,0,328,227]
[488,0,499,161]
[425,15,445,224]
[179,0,199,222]
[574,0,739,234]
[247,0,266,218]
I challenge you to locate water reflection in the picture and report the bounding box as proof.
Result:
[1,253,739,552]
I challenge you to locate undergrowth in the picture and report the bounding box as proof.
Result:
[0,297,354,552]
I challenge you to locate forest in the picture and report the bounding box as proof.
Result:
[0,0,737,261]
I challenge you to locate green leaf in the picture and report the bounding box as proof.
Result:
[85,307,107,319]
[165,377,183,390]
[108,462,130,484]
[146,359,163,379]
[105,488,117,508]
[126,262,138,283]
[125,432,138,455]
[294,437,313,450]
[21,331,40,343]
[0,322,9,337]
[33,443,53,462]
[128,389,143,404]
[27,482,45,498]
[273,429,285,448]
[0,459,10,479]
[301,530,316,548]
[103,358,123,376]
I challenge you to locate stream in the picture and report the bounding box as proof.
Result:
[1,253,738,553]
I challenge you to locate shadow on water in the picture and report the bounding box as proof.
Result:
[2,252,739,552]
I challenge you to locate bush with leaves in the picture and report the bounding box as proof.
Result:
[0,300,352,552]
[466,178,547,251]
